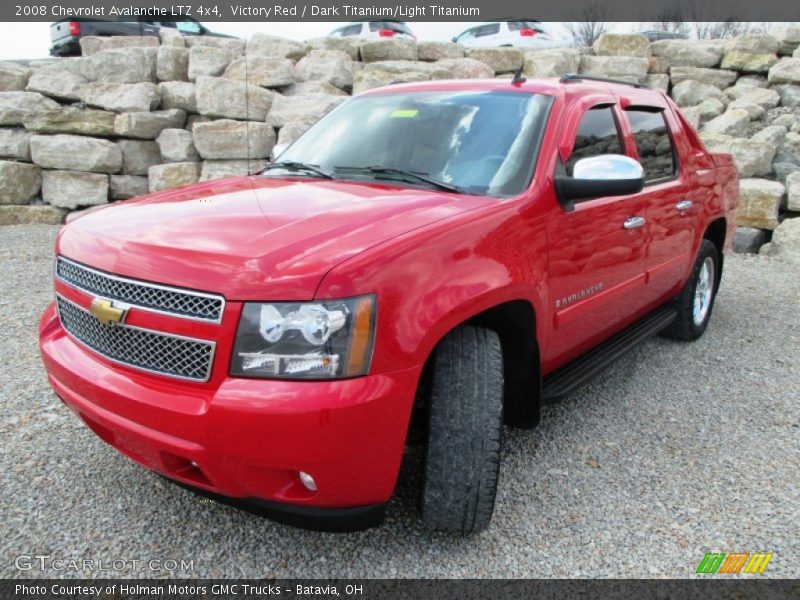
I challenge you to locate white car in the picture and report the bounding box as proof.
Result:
[452,21,553,49]
[327,21,415,40]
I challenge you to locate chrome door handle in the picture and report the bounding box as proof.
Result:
[623,216,646,230]
[676,200,693,211]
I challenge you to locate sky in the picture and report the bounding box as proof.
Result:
[0,21,582,59]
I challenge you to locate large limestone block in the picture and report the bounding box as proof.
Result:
[0,62,31,91]
[465,47,524,74]
[158,81,197,113]
[23,108,117,136]
[200,159,267,181]
[148,162,200,193]
[193,120,276,159]
[118,139,160,176]
[0,128,31,160]
[110,174,148,200]
[737,178,785,229]
[223,56,296,88]
[671,80,724,107]
[760,217,800,265]
[523,49,580,78]
[650,40,724,68]
[0,205,65,225]
[768,58,800,84]
[0,92,59,126]
[267,93,347,127]
[84,48,157,84]
[592,33,650,58]
[360,39,417,63]
[246,34,308,60]
[670,66,737,90]
[353,61,451,93]
[188,46,237,80]
[699,133,777,177]
[42,170,108,208]
[417,41,463,62]
[79,36,158,56]
[0,160,40,204]
[578,56,649,83]
[30,134,121,173]
[80,82,160,112]
[294,50,353,90]
[195,76,273,120]
[114,109,187,139]
[156,128,199,163]
[157,46,190,82]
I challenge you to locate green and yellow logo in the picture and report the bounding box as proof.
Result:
[696,552,773,574]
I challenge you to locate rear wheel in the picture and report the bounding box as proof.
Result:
[661,240,720,341]
[420,326,503,534]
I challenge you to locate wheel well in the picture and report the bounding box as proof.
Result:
[415,300,541,430]
[703,218,726,290]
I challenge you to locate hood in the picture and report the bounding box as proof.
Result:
[57,176,494,300]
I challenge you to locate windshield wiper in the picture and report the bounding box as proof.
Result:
[262,161,335,180]
[334,166,462,194]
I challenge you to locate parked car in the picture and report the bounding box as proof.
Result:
[50,17,230,56]
[641,30,689,42]
[327,20,415,40]
[40,75,738,534]
[452,20,554,49]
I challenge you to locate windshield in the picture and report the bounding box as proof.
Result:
[269,91,552,197]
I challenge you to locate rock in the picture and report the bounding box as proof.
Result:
[436,58,494,80]
[0,160,40,204]
[732,227,767,253]
[30,134,121,173]
[114,109,187,139]
[118,140,160,176]
[157,46,189,82]
[25,59,87,101]
[768,58,800,84]
[276,121,311,148]
[721,51,779,73]
[79,35,158,56]
[195,76,274,121]
[699,133,777,177]
[42,170,108,208]
[223,56,296,88]
[267,93,346,127]
[294,50,353,91]
[281,80,348,96]
[159,28,184,48]
[109,174,148,200]
[725,35,780,55]
[679,106,701,130]
[670,66,737,90]
[650,39,724,68]
[247,34,308,60]
[578,56,648,82]
[772,25,800,56]
[737,178,785,229]
[701,109,750,136]
[156,128,198,162]
[80,82,160,112]
[23,107,117,136]
[643,74,669,93]
[735,75,768,88]
[523,49,580,78]
[307,36,360,60]
[185,115,211,131]
[671,80,724,106]
[728,101,765,121]
[774,84,800,108]
[418,41,463,61]
[0,128,31,160]
[353,61,451,93]
[360,39,417,63]
[200,159,267,181]
[770,115,795,129]
[592,33,650,58]
[188,46,238,80]
[760,217,800,264]
[0,205,65,225]
[697,98,726,121]
[193,119,276,159]
[728,86,780,110]
[0,62,31,91]
[159,81,197,112]
[648,56,670,74]
[0,92,59,126]
[786,171,800,210]
[148,162,200,193]
[465,47,524,74]
[84,48,157,84]
[773,162,798,182]
[185,36,245,56]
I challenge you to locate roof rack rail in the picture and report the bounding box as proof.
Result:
[559,73,650,89]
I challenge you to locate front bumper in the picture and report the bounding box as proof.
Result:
[39,302,420,531]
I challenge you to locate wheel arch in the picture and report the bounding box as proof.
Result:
[703,217,726,291]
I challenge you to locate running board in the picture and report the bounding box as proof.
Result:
[541,306,677,402]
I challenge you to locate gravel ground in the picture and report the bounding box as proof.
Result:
[1,224,798,579]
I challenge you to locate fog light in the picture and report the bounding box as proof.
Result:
[298,471,317,492]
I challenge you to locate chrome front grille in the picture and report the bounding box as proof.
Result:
[56,257,224,322]
[56,296,215,382]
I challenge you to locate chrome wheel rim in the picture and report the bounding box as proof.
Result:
[693,257,714,326]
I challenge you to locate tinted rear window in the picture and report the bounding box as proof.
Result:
[626,109,677,182]
[508,21,542,31]
[369,21,412,34]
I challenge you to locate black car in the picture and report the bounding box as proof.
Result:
[50,18,230,56]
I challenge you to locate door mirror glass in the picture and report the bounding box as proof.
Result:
[555,154,645,209]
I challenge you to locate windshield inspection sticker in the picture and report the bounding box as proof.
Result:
[391,109,419,118]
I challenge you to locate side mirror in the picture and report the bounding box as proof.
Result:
[554,154,644,210]
[451,36,458,43]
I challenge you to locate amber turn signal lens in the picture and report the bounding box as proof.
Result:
[345,296,376,377]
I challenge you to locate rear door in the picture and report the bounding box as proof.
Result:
[544,100,648,368]
[621,103,697,303]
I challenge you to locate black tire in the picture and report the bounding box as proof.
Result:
[420,326,503,534]
[661,240,720,341]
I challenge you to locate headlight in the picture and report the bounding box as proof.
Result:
[230,295,376,379]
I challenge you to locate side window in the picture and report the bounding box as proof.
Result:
[456,28,477,42]
[566,106,623,176]
[626,109,677,182]
[341,24,363,37]
[476,24,501,37]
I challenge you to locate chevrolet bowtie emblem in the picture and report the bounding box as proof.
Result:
[89,297,127,325]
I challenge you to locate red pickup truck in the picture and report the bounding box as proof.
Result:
[39,75,739,533]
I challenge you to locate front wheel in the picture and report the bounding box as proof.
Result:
[420,326,503,534]
[661,240,720,341]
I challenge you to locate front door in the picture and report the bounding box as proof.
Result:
[544,103,648,370]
